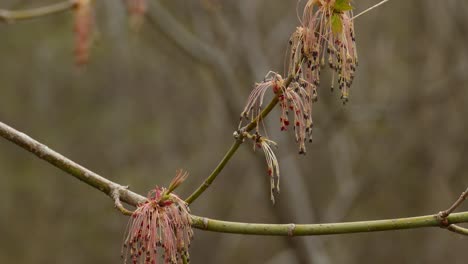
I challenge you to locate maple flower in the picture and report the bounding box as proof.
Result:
[73,0,94,65]
[239,70,316,153]
[299,0,358,103]
[278,81,315,154]
[122,171,193,264]
[247,132,280,203]
[239,72,284,131]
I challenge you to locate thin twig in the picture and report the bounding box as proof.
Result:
[185,140,243,204]
[111,186,134,216]
[439,187,468,218]
[191,212,468,236]
[447,224,468,236]
[2,120,468,236]
[0,1,75,23]
[352,0,390,20]
[437,187,468,234]
[185,60,301,204]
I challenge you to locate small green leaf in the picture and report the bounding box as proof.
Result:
[331,14,343,34]
[334,0,353,12]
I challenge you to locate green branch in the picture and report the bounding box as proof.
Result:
[185,71,296,204]
[185,140,242,204]
[0,121,146,208]
[191,212,468,236]
[447,224,468,236]
[0,1,75,23]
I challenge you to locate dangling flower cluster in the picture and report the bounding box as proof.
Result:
[237,0,362,203]
[239,71,284,131]
[125,0,147,29]
[244,132,280,203]
[122,170,193,264]
[278,80,316,154]
[239,71,316,154]
[290,0,358,104]
[73,0,94,65]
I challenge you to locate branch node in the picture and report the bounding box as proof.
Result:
[202,217,209,229]
[111,186,134,216]
[438,187,468,230]
[288,223,296,236]
[0,10,11,23]
[436,212,450,228]
[233,130,245,143]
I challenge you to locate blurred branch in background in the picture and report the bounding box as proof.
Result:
[0,1,74,23]
[146,0,244,114]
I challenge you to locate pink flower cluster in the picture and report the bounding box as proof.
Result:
[122,185,193,264]
[295,0,358,103]
[238,0,359,201]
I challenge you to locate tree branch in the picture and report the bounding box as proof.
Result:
[191,212,468,236]
[0,121,146,208]
[185,140,242,204]
[2,120,468,237]
[0,1,75,23]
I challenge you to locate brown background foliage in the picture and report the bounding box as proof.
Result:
[1,0,468,263]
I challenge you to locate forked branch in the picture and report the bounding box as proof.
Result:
[2,120,468,237]
[185,65,298,204]
[438,187,468,236]
[439,187,468,218]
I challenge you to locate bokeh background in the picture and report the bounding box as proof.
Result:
[1,0,468,263]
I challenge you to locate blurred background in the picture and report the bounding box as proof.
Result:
[1,0,468,263]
